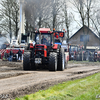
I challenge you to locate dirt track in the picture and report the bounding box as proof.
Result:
[0,60,100,100]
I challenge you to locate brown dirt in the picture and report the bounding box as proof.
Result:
[0,59,100,100]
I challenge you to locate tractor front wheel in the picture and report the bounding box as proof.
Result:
[49,52,57,71]
[57,48,65,71]
[23,52,31,70]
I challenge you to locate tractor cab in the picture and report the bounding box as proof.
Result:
[34,28,53,46]
[53,31,65,45]
[35,33,52,46]
[30,28,55,58]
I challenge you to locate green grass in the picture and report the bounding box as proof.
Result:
[68,60,100,65]
[15,73,100,100]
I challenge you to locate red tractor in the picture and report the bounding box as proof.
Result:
[23,28,69,71]
[94,50,100,62]
[69,44,79,60]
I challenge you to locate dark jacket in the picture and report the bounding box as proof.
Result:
[10,50,13,56]
[17,50,22,56]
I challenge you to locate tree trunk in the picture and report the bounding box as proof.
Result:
[9,19,12,43]
[53,15,56,29]
[39,17,42,28]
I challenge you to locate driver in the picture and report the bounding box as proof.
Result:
[41,36,47,44]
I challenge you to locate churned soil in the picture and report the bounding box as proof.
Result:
[0,59,100,100]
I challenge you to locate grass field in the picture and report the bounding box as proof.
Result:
[68,60,100,66]
[15,72,100,100]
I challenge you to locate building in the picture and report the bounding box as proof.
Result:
[69,25,100,50]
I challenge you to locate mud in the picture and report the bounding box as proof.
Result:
[0,59,99,100]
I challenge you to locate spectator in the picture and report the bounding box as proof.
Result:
[8,49,13,61]
[17,49,22,60]
[4,52,8,60]
[12,53,17,61]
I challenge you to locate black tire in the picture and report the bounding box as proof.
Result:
[24,46,28,50]
[57,48,65,71]
[49,52,57,71]
[30,51,36,70]
[31,58,36,70]
[23,52,31,70]
[0,53,1,59]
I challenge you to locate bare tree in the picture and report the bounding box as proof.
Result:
[84,0,95,28]
[61,0,73,42]
[24,0,36,32]
[89,0,100,36]
[51,0,63,30]
[24,0,52,31]
[70,0,95,49]
[0,0,19,41]
[69,0,86,49]
[24,0,66,32]
[70,0,86,26]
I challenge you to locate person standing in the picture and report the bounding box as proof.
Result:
[12,53,17,61]
[17,49,22,60]
[8,49,13,61]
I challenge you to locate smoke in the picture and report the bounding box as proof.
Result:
[23,0,53,28]
[0,35,10,48]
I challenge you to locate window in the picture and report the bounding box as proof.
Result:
[80,35,89,42]
[35,34,52,46]
[80,35,84,42]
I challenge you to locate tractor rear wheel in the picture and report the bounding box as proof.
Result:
[30,51,36,70]
[31,59,36,70]
[49,52,57,71]
[57,48,65,71]
[23,52,31,70]
[0,53,1,59]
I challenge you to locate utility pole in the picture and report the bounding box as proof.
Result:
[18,0,25,44]
[9,17,12,43]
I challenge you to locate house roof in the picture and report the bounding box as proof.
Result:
[69,25,99,40]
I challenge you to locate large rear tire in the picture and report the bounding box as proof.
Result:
[23,52,31,70]
[57,48,65,71]
[49,52,57,71]
[31,59,36,70]
[30,51,36,70]
[0,53,1,59]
